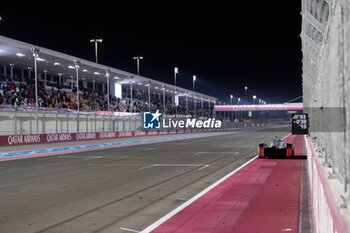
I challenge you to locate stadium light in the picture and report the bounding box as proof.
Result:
[90,38,103,63]
[16,53,25,57]
[174,67,178,86]
[133,56,143,75]
[193,75,196,91]
[253,95,257,104]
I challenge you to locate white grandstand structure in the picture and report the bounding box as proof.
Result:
[0,35,217,115]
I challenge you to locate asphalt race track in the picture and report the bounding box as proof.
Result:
[0,128,289,233]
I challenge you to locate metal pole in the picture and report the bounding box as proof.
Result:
[29,112,32,134]
[174,67,177,87]
[33,53,39,134]
[201,98,203,117]
[110,115,112,131]
[186,93,188,115]
[106,70,111,130]
[56,112,58,133]
[43,113,45,134]
[106,71,110,112]
[44,70,47,87]
[95,41,98,63]
[163,85,166,113]
[174,68,178,116]
[136,59,140,75]
[148,82,151,111]
[95,114,97,132]
[58,73,62,86]
[130,77,133,113]
[14,110,17,135]
[208,100,211,118]
[103,115,105,131]
[75,64,80,112]
[10,63,14,80]
[194,96,196,117]
[74,60,80,132]
[230,96,233,121]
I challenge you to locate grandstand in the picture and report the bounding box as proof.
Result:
[0,35,217,117]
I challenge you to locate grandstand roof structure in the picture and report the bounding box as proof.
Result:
[0,35,217,102]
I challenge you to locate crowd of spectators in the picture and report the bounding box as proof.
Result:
[0,74,212,117]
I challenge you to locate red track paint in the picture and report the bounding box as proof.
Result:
[151,135,304,233]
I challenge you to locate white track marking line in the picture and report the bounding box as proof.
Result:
[120,227,141,232]
[197,165,210,171]
[139,164,155,170]
[139,155,258,233]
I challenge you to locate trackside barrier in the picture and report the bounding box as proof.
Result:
[0,128,242,147]
[305,135,350,233]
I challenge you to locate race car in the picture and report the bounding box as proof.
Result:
[258,136,294,158]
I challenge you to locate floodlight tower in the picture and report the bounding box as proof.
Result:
[90,38,103,63]
[133,56,143,75]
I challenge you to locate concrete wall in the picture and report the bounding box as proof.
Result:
[302,0,350,231]
[0,111,142,135]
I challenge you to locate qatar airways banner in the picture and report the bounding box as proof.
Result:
[214,103,303,112]
[0,128,236,147]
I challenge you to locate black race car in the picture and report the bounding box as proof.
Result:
[258,137,294,158]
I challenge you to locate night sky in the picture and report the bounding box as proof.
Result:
[0,2,302,104]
